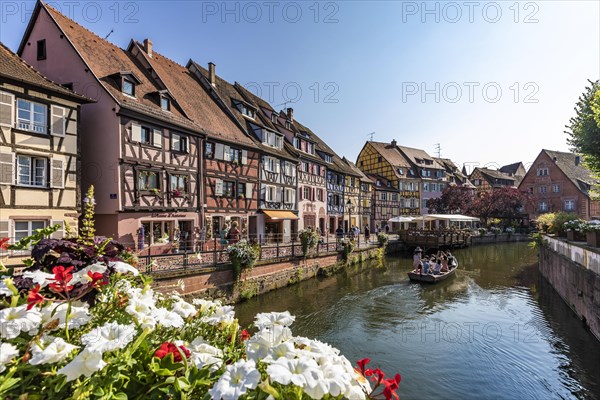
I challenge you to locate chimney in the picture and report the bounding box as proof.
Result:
[575,156,581,165]
[287,107,294,121]
[143,38,153,58]
[391,139,397,147]
[208,62,216,86]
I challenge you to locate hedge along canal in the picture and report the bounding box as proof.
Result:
[234,242,600,400]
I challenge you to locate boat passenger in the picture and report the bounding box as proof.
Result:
[447,252,457,268]
[440,256,449,273]
[413,247,422,269]
[422,257,430,274]
[432,258,442,274]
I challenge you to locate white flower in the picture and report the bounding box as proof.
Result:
[267,356,322,389]
[0,277,15,297]
[0,342,19,373]
[41,302,91,330]
[0,305,42,339]
[254,311,295,330]
[203,305,235,326]
[208,359,261,400]
[81,322,136,353]
[192,298,222,315]
[127,287,155,305]
[58,348,106,382]
[171,297,196,318]
[137,314,157,331]
[30,336,78,365]
[22,270,55,288]
[68,263,107,286]
[126,297,153,318]
[190,338,224,372]
[245,334,271,362]
[262,341,296,364]
[109,261,139,276]
[153,307,184,328]
[256,325,292,346]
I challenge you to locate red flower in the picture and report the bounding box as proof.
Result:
[26,285,45,310]
[356,358,370,375]
[48,266,74,294]
[154,342,191,362]
[87,271,107,287]
[382,374,402,400]
[240,329,250,341]
[0,237,9,251]
[368,368,386,385]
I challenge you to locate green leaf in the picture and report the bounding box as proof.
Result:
[112,392,128,400]
[174,377,191,392]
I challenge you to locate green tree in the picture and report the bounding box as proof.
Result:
[566,80,600,175]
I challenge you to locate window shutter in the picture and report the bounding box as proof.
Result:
[299,186,304,200]
[172,134,180,151]
[50,105,66,136]
[0,92,14,128]
[50,219,65,239]
[312,188,316,201]
[131,123,142,142]
[0,220,9,239]
[223,145,231,161]
[0,152,14,185]
[245,183,253,199]
[153,129,162,148]
[275,160,280,174]
[50,159,64,188]
[215,143,224,160]
[215,179,223,196]
[276,187,282,203]
[241,150,248,165]
[260,185,266,201]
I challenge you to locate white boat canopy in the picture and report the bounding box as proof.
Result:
[421,214,480,222]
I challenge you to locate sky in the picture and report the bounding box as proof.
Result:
[1,0,599,173]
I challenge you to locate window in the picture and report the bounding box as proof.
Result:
[332,195,340,206]
[386,181,391,188]
[380,192,386,201]
[171,133,188,152]
[537,168,549,176]
[223,181,235,197]
[430,183,437,192]
[37,39,46,60]
[378,156,382,163]
[141,127,152,145]
[239,104,255,118]
[422,199,428,208]
[565,200,575,211]
[552,184,560,193]
[376,180,381,187]
[271,113,277,123]
[307,143,314,155]
[315,165,321,175]
[17,99,47,133]
[265,157,276,172]
[539,201,548,212]
[400,198,405,207]
[301,162,309,173]
[205,142,214,159]
[237,182,246,198]
[123,79,135,96]
[323,154,333,163]
[17,155,46,187]
[317,189,324,202]
[14,221,46,243]
[141,221,172,245]
[161,96,171,111]
[423,182,429,191]
[285,121,292,130]
[398,168,403,175]
[303,187,312,201]
[169,174,187,194]
[529,187,534,194]
[391,193,398,201]
[293,137,300,150]
[539,186,547,194]
[229,148,242,164]
[265,185,276,202]
[284,188,295,204]
[138,170,160,191]
[474,179,480,186]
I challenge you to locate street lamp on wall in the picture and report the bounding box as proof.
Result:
[346,199,353,232]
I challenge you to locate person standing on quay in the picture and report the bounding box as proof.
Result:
[365,225,370,243]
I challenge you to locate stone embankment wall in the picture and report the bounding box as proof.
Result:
[472,233,530,245]
[539,235,600,342]
[153,246,385,302]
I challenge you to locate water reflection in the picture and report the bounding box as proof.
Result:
[235,243,600,400]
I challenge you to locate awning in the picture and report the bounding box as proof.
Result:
[388,216,416,223]
[421,214,480,222]
[262,210,299,220]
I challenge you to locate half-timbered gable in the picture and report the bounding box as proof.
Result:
[343,158,372,231]
[0,43,91,265]
[368,174,409,231]
[19,3,205,252]
[469,167,516,194]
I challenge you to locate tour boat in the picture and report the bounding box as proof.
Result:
[407,261,458,283]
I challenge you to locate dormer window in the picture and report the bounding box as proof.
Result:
[323,154,333,163]
[123,79,135,96]
[271,113,277,123]
[233,100,256,119]
[161,96,170,111]
[398,168,404,175]
[285,121,292,130]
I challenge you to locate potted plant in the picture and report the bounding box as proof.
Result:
[298,228,318,257]
[150,188,160,196]
[585,223,600,247]
[226,239,260,281]
[564,219,586,241]
[172,188,182,197]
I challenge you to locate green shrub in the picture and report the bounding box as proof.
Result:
[377,233,388,248]
[226,240,260,281]
[298,228,318,257]
[536,213,556,233]
[550,212,580,235]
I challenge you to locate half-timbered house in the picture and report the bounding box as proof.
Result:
[469,167,516,194]
[0,43,91,265]
[185,63,298,242]
[367,174,404,231]
[343,158,372,232]
[19,3,209,251]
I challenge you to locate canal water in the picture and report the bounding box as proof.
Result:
[235,243,600,400]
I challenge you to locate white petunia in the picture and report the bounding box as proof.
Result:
[244,334,271,362]
[152,307,184,328]
[262,341,297,364]
[127,287,155,305]
[0,342,19,373]
[257,325,292,346]
[254,311,295,330]
[192,298,222,314]
[0,277,15,297]
[171,297,197,318]
[266,356,322,389]
[68,263,107,286]
[22,270,55,288]
[203,305,235,326]
[136,314,157,331]
[0,305,42,339]
[81,322,136,353]
[189,339,224,372]
[57,348,106,382]
[109,261,139,276]
[30,336,79,365]
[41,302,91,330]
[125,297,153,318]
[208,359,261,400]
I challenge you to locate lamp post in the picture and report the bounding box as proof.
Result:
[346,198,353,233]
